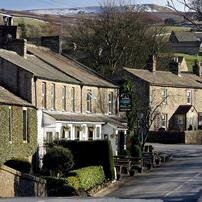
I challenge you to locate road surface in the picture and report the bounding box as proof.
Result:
[106,144,202,201]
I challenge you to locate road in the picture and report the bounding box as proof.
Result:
[105,144,202,201]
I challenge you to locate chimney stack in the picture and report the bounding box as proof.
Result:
[193,60,202,77]
[3,15,13,26]
[7,39,27,58]
[169,57,181,76]
[41,36,62,54]
[147,55,157,72]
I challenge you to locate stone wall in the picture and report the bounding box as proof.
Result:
[185,130,202,144]
[0,165,46,197]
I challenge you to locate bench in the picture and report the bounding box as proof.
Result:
[114,156,143,177]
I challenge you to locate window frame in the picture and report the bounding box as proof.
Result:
[162,89,168,105]
[51,83,56,110]
[62,86,67,111]
[161,113,168,129]
[42,82,47,109]
[187,89,192,105]
[86,91,92,113]
[108,92,114,114]
[71,87,76,112]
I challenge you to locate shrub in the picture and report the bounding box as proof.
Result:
[128,144,142,158]
[44,176,76,196]
[67,166,105,191]
[51,140,115,180]
[43,146,74,177]
[4,158,31,173]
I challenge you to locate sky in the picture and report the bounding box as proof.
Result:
[0,0,182,10]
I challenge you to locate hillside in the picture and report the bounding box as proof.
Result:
[27,4,173,16]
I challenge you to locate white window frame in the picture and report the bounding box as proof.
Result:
[86,91,92,113]
[42,82,46,109]
[108,92,114,114]
[71,87,76,112]
[161,113,168,129]
[51,83,56,110]
[187,90,192,104]
[162,89,168,105]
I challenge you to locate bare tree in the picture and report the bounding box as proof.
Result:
[67,1,167,77]
[123,79,168,154]
[168,0,202,23]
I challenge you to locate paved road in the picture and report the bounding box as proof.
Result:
[106,144,202,201]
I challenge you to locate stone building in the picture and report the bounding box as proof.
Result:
[0,21,127,162]
[169,31,201,55]
[114,57,202,132]
[0,85,37,165]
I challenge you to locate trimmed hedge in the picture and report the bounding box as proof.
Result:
[4,158,31,173]
[51,140,115,180]
[44,176,76,196]
[67,166,105,191]
[44,166,105,196]
[43,146,74,177]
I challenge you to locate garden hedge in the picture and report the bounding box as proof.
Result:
[51,140,115,180]
[45,166,105,196]
[66,166,105,191]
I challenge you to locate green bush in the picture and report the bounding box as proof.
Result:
[50,140,115,180]
[4,158,31,173]
[44,176,76,196]
[67,166,105,191]
[43,146,74,177]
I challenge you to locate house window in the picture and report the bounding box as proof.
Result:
[187,90,192,104]
[45,132,53,143]
[51,83,56,110]
[162,89,167,104]
[88,127,94,140]
[42,82,46,109]
[108,92,114,114]
[23,108,29,142]
[199,112,202,128]
[62,86,67,111]
[55,132,59,140]
[8,107,12,142]
[75,126,80,140]
[86,91,92,113]
[96,127,101,138]
[161,114,168,129]
[71,87,76,112]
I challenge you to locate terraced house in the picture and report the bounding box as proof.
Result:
[0,86,37,165]
[114,56,202,132]
[0,20,127,164]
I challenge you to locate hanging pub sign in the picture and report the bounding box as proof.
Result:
[119,92,132,112]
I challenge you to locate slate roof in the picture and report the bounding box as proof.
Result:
[173,31,200,42]
[27,45,117,88]
[45,112,127,129]
[0,86,33,106]
[0,49,80,84]
[174,105,192,114]
[124,68,202,89]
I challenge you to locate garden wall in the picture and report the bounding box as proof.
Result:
[185,130,202,144]
[0,165,46,197]
[148,130,202,144]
